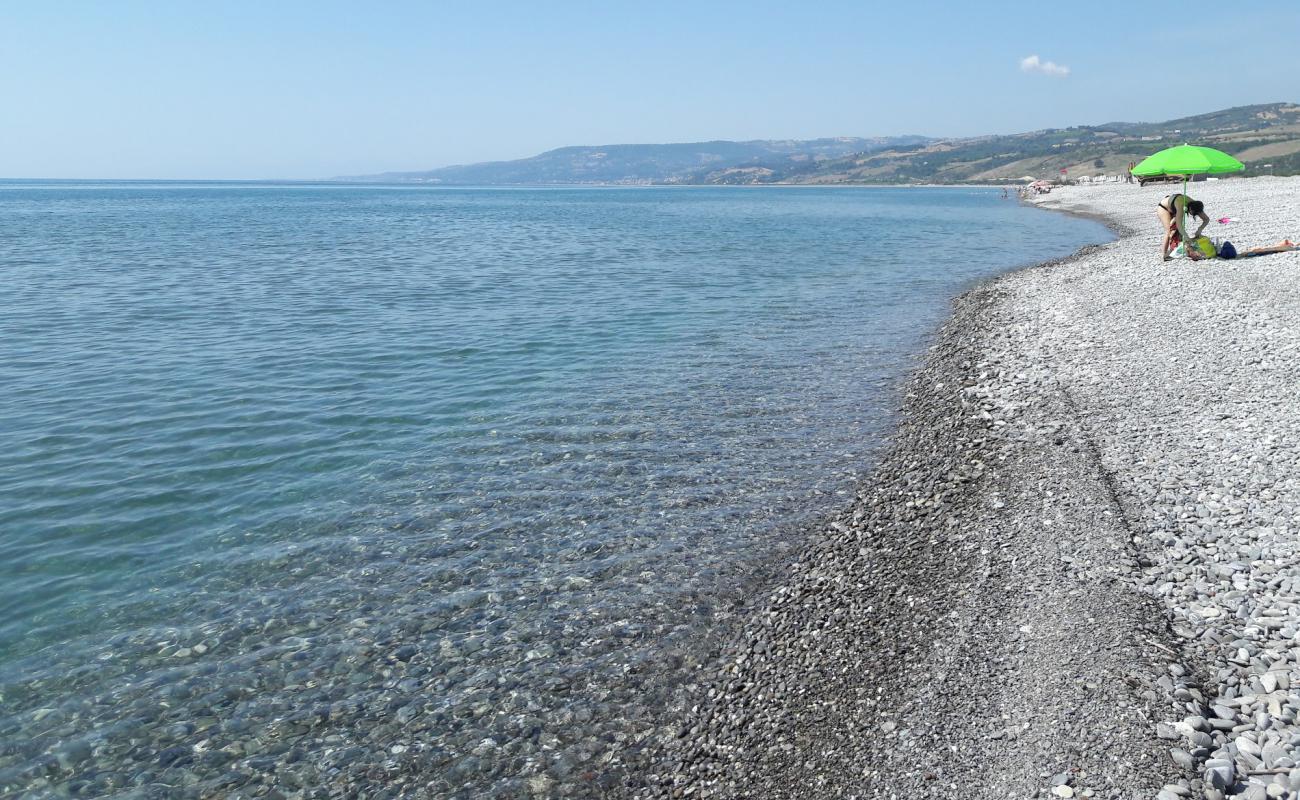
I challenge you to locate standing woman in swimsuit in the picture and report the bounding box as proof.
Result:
[1157,193,1209,261]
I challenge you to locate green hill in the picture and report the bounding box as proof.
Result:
[337,137,930,184]
[751,103,1300,185]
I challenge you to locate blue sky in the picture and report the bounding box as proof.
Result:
[3,1,1297,179]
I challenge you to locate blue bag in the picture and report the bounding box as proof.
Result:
[1218,241,1237,259]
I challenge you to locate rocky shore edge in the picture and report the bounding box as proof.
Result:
[634,245,1175,800]
[636,176,1300,800]
[634,237,1183,798]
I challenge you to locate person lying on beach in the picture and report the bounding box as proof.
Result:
[1157,193,1209,261]
[1239,239,1298,258]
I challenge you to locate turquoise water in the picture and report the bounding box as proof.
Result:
[0,183,1109,796]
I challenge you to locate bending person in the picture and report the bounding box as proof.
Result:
[1157,193,1209,261]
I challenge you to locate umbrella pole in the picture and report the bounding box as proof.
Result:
[1181,174,1188,239]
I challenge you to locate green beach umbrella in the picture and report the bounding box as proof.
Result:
[1132,143,1244,178]
[1131,143,1244,230]
[1132,143,1244,186]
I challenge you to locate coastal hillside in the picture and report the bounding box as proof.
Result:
[342,103,1299,185]
[774,102,1300,184]
[340,137,929,184]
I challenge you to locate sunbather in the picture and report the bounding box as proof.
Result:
[1157,193,1209,262]
[1240,240,1297,258]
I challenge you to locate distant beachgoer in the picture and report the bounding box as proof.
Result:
[1157,193,1209,262]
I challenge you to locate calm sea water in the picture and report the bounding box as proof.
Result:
[0,183,1109,797]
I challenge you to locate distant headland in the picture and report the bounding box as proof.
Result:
[335,102,1300,186]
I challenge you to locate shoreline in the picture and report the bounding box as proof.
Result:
[639,175,1300,799]
[1,183,1110,800]
[638,239,1176,798]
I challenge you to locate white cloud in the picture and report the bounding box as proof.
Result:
[1019,54,1070,77]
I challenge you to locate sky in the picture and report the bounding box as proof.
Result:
[3,1,1298,179]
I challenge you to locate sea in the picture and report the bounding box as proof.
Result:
[0,182,1111,797]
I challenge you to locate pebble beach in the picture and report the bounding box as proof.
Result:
[645,176,1300,799]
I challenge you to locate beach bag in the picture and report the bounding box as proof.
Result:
[1194,236,1217,258]
[1218,240,1237,259]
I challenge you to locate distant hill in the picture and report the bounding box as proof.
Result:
[770,102,1300,184]
[337,103,1300,185]
[337,137,931,185]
